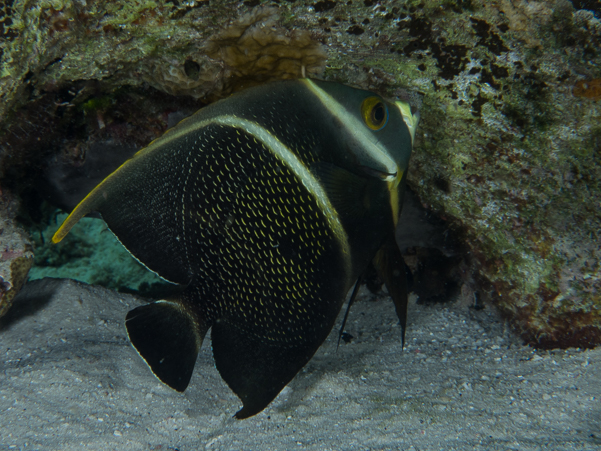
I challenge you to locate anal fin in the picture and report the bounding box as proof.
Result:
[211,320,321,419]
[125,300,207,392]
[373,239,409,347]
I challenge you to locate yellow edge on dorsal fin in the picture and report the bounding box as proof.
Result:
[51,112,199,243]
[52,180,109,243]
[51,149,141,244]
[51,118,183,244]
[52,107,209,243]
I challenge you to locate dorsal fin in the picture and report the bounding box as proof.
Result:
[51,143,155,245]
[52,170,120,243]
[52,131,194,285]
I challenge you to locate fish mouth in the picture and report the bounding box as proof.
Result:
[358,165,397,182]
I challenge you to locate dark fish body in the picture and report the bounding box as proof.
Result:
[53,79,419,418]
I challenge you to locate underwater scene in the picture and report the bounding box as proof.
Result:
[0,0,600,449]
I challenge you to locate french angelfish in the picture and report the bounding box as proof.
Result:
[52,79,419,419]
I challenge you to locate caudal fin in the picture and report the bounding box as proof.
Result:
[125,300,207,392]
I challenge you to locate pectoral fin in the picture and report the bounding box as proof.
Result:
[311,162,370,219]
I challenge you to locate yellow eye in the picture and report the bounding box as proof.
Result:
[361,96,388,131]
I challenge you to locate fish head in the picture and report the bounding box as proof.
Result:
[301,79,420,226]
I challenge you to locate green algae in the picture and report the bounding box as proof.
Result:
[29,212,167,293]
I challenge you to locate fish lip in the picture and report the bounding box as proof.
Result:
[358,164,397,182]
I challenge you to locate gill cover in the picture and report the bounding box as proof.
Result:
[300,79,418,227]
[300,79,414,182]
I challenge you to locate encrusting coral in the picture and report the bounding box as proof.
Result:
[573,78,601,99]
[204,7,327,94]
[145,7,327,98]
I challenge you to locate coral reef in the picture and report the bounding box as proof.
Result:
[1,0,600,347]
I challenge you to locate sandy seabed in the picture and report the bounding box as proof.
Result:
[1,278,599,451]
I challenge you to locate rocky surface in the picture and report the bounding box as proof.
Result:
[0,189,33,318]
[0,0,600,345]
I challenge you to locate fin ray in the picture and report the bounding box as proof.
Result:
[311,162,370,219]
[337,276,363,350]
